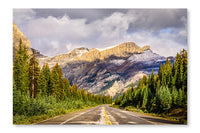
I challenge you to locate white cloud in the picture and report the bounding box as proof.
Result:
[124,31,187,57]
[13,9,187,57]
[93,12,134,39]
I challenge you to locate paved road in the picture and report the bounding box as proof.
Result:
[35,105,179,125]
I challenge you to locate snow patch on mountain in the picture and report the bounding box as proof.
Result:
[109,59,126,65]
[96,44,118,51]
[128,49,164,62]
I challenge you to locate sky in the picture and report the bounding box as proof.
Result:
[13,9,187,57]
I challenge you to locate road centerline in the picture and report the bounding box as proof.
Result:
[103,107,112,125]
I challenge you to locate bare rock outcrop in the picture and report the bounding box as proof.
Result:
[13,23,32,57]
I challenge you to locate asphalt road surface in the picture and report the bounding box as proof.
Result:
[35,105,179,125]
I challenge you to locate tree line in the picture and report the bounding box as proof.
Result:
[13,39,112,118]
[115,49,187,113]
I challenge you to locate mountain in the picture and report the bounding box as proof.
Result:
[74,42,150,62]
[38,42,150,68]
[38,42,170,97]
[62,49,168,97]
[38,47,89,68]
[13,23,33,57]
[13,23,46,58]
[13,23,172,97]
[31,48,47,58]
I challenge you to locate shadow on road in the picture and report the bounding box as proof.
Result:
[140,117,180,124]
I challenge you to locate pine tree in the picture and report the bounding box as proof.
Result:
[156,86,172,112]
[115,94,120,105]
[171,87,179,107]
[50,65,60,97]
[174,52,182,89]
[63,78,71,98]
[13,39,30,95]
[142,86,148,109]
[158,63,163,81]
[114,49,187,113]
[71,83,78,99]
[165,58,172,88]
[149,69,155,95]
[40,63,51,96]
[173,49,187,91]
[50,63,65,100]
[182,49,187,92]
[29,54,41,98]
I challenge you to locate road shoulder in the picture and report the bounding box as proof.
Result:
[109,105,181,124]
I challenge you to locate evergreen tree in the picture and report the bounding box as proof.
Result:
[171,87,179,107]
[114,49,187,113]
[156,86,172,112]
[158,63,163,81]
[149,69,155,95]
[29,54,41,98]
[40,63,51,96]
[182,49,187,92]
[165,58,173,88]
[63,78,71,97]
[13,39,30,95]
[50,64,60,97]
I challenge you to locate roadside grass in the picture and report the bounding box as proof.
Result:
[110,105,187,124]
[13,105,96,124]
[13,96,99,124]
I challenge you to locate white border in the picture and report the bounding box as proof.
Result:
[0,0,199,133]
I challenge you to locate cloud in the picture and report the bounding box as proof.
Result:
[26,15,90,39]
[13,9,36,24]
[124,31,187,56]
[33,9,128,23]
[13,9,187,57]
[127,9,187,31]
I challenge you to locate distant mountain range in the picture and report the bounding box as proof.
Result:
[13,23,174,97]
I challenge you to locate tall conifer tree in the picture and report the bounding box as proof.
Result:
[40,63,51,96]
[29,54,41,98]
[13,39,30,95]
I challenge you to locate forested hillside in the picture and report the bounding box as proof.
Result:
[13,39,112,124]
[114,49,187,122]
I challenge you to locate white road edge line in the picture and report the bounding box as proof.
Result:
[59,106,98,125]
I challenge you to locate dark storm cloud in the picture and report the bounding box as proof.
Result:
[13,9,187,57]
[33,9,128,23]
[127,9,187,32]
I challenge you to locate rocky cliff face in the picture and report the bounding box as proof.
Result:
[31,48,47,58]
[61,48,167,97]
[13,23,33,57]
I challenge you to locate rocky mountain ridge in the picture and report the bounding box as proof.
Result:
[74,42,150,62]
[38,42,151,68]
